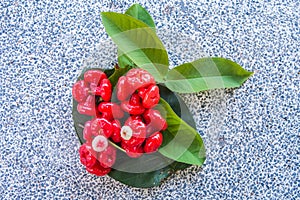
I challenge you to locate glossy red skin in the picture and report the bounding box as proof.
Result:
[130,115,142,121]
[77,95,97,116]
[117,76,130,101]
[84,70,107,85]
[98,102,124,119]
[98,145,116,168]
[121,101,145,115]
[72,80,89,103]
[79,144,97,168]
[121,143,143,158]
[111,120,121,143]
[125,69,155,93]
[122,117,146,147]
[88,78,111,102]
[137,87,148,99]
[93,87,101,96]
[90,117,113,138]
[121,93,145,115]
[117,69,156,101]
[144,132,163,153]
[100,112,113,121]
[142,85,160,109]
[143,109,168,136]
[94,78,112,102]
[129,93,142,105]
[83,120,93,143]
[89,82,97,92]
[86,161,111,176]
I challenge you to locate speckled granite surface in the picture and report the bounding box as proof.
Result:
[0,0,299,199]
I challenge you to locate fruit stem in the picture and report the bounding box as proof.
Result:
[108,140,126,153]
[78,124,85,129]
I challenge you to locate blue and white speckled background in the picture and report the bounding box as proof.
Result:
[0,0,299,199]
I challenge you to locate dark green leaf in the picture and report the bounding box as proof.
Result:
[108,167,170,188]
[165,57,253,93]
[108,66,131,87]
[101,12,169,83]
[117,53,135,69]
[118,4,156,69]
[125,4,156,30]
[158,85,196,129]
[108,86,195,188]
[72,67,197,188]
[112,151,173,174]
[157,98,206,165]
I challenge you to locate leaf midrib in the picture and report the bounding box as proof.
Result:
[102,13,167,81]
[166,74,250,81]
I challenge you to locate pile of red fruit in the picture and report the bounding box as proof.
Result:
[72,68,168,176]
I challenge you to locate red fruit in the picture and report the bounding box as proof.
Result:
[130,115,142,121]
[117,76,131,101]
[142,85,160,109]
[144,132,163,153]
[129,93,142,105]
[117,69,156,101]
[72,80,89,103]
[83,120,93,143]
[121,117,146,147]
[84,70,107,85]
[89,82,97,92]
[111,120,121,143]
[121,94,145,115]
[86,161,111,176]
[77,95,97,116]
[100,112,113,121]
[121,143,143,158]
[121,102,145,115]
[93,78,112,102]
[98,102,124,119]
[93,87,101,96]
[79,144,97,168]
[92,135,108,152]
[143,109,167,136]
[98,145,116,168]
[99,79,112,101]
[90,118,113,138]
[125,69,155,93]
[138,86,149,99]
